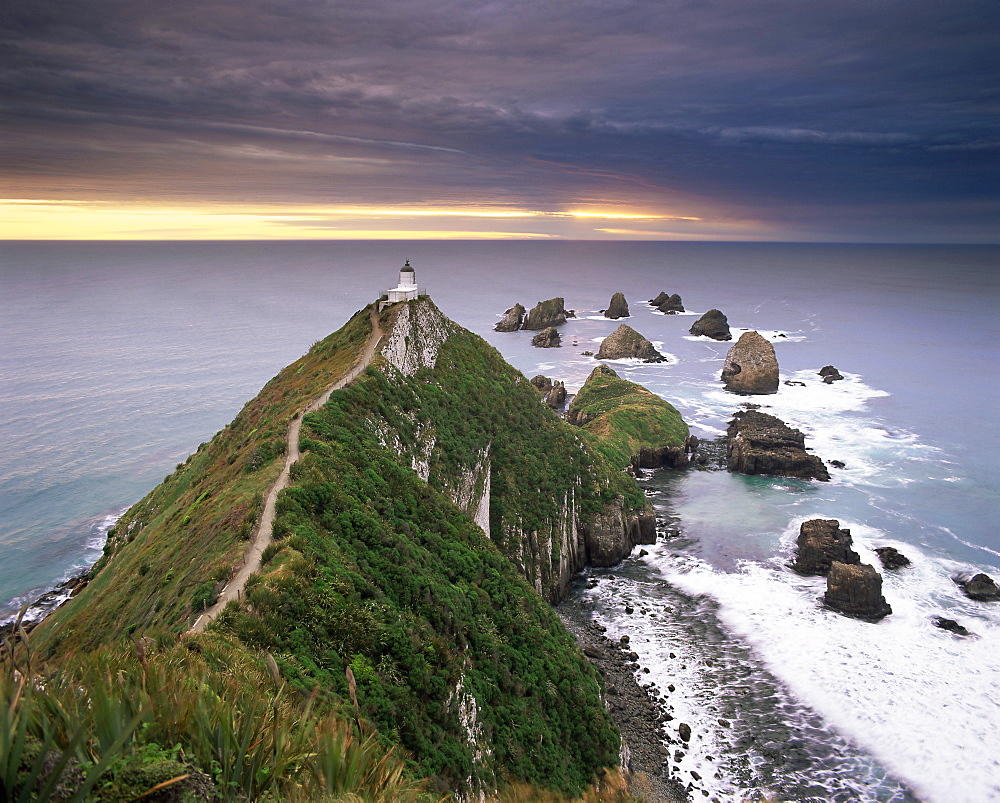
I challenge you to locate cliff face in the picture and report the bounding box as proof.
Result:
[37,296,687,797]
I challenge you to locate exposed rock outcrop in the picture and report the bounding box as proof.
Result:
[824,561,892,621]
[522,297,570,330]
[819,365,844,383]
[531,326,561,348]
[581,496,656,567]
[544,381,567,409]
[596,325,666,363]
[793,519,859,575]
[874,546,911,570]
[494,303,525,332]
[529,374,552,393]
[689,309,731,340]
[649,292,685,313]
[727,410,830,481]
[960,573,1000,601]
[933,617,972,636]
[604,292,630,319]
[721,331,779,394]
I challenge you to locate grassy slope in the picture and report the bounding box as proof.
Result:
[34,307,373,658]
[568,365,688,473]
[29,301,688,798]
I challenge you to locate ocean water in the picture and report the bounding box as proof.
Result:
[1,241,997,800]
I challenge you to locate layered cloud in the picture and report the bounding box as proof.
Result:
[2,0,997,240]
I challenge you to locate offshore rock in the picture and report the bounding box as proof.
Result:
[689,309,732,340]
[544,381,567,408]
[604,292,630,319]
[522,297,570,330]
[961,573,1000,601]
[721,331,779,394]
[657,294,685,314]
[824,561,892,621]
[933,617,972,636]
[819,365,844,383]
[531,326,562,348]
[793,519,860,576]
[494,303,525,332]
[529,374,552,393]
[727,410,830,481]
[596,324,666,363]
[874,546,911,570]
[649,292,685,313]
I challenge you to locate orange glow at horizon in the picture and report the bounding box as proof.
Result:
[0,198,724,240]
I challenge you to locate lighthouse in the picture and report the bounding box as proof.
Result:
[385,260,421,303]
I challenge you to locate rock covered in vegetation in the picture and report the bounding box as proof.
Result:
[727,410,830,481]
[960,573,1000,601]
[603,292,630,319]
[793,519,860,575]
[531,326,562,348]
[874,546,911,570]
[689,309,731,340]
[650,292,684,313]
[819,365,844,383]
[596,324,666,362]
[495,303,525,332]
[721,331,779,394]
[522,297,571,329]
[824,561,892,621]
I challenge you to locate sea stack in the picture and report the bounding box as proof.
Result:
[495,303,525,332]
[824,561,892,621]
[596,324,667,363]
[522,297,570,330]
[793,519,860,575]
[531,327,561,348]
[604,292,630,319]
[721,331,779,394]
[689,309,731,340]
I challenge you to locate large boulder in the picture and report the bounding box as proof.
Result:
[961,573,1000,601]
[721,331,779,394]
[531,326,562,348]
[689,309,731,340]
[522,297,570,330]
[604,292,630,319]
[727,410,830,481]
[824,562,892,621]
[495,303,525,332]
[793,519,860,575]
[596,324,666,363]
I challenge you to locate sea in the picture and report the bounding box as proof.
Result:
[1,241,997,801]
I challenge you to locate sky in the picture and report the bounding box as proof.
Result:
[1,0,998,242]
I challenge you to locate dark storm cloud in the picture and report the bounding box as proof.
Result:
[2,0,997,239]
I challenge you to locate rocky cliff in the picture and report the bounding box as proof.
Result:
[36,296,689,798]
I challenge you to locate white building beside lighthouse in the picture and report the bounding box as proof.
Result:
[385,260,422,303]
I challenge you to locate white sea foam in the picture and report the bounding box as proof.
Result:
[650,541,1000,803]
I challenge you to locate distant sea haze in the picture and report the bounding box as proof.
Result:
[1,240,998,801]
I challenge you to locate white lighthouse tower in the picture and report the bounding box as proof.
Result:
[385,260,421,303]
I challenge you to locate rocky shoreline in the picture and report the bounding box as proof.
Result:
[558,599,689,802]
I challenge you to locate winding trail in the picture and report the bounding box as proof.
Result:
[191,307,384,633]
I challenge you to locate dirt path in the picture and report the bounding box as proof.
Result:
[191,307,384,633]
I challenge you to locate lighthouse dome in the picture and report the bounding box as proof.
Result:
[400,260,414,273]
